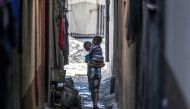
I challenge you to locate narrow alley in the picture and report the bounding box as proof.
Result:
[1,0,190,109]
[73,75,107,109]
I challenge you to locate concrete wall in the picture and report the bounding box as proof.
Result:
[112,0,136,109]
[20,0,45,109]
[4,0,46,109]
[112,0,190,109]
[108,0,114,74]
[113,0,123,108]
[164,0,190,108]
[6,49,21,109]
[46,0,69,103]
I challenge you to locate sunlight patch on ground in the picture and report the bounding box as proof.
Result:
[65,63,108,76]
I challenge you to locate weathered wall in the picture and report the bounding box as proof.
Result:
[113,0,123,108]
[112,0,136,109]
[113,0,162,109]
[164,0,190,108]
[137,1,163,109]
[108,0,114,75]
[4,0,46,109]
[20,0,45,109]
[6,50,21,109]
[112,0,190,109]
[46,0,69,104]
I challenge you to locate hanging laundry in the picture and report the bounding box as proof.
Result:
[59,16,64,50]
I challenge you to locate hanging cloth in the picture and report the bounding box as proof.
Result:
[58,16,64,50]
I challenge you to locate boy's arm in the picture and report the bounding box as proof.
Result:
[85,54,90,63]
[89,45,94,55]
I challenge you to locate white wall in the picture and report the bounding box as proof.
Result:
[108,0,114,74]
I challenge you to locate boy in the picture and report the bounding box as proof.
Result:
[89,36,104,78]
[83,41,92,76]
[83,39,105,76]
[83,41,104,108]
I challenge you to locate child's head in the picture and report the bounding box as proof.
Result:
[83,41,92,51]
[92,36,102,45]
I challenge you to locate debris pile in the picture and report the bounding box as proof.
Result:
[48,69,82,109]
